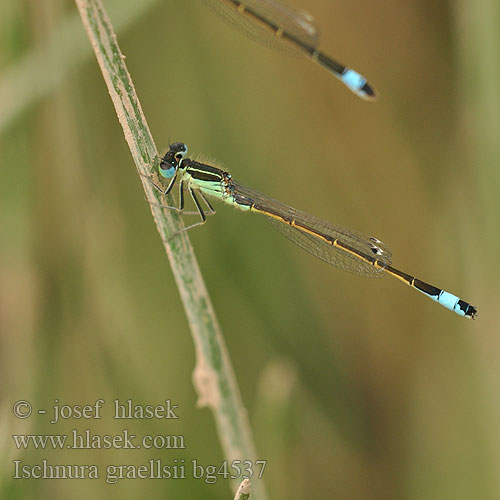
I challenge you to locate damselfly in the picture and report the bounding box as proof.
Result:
[203,0,377,100]
[147,143,477,319]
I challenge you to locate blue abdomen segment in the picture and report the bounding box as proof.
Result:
[431,290,463,315]
[385,266,477,319]
[314,52,376,100]
[341,69,367,95]
[413,279,477,319]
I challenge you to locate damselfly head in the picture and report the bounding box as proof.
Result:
[159,151,178,178]
[160,142,188,176]
[168,142,188,163]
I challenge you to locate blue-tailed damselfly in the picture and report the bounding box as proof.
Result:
[203,0,377,100]
[148,142,477,319]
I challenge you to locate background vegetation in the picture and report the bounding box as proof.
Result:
[1,0,498,499]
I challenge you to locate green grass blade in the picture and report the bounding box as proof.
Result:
[74,1,267,498]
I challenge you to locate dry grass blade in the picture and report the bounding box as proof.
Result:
[74,1,267,498]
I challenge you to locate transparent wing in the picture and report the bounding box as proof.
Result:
[202,0,320,56]
[240,0,319,45]
[232,182,392,277]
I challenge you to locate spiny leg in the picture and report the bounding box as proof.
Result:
[149,179,186,213]
[199,191,216,215]
[140,168,178,196]
[148,180,216,217]
[154,187,212,239]
[144,175,185,212]
[179,177,185,210]
[173,188,209,234]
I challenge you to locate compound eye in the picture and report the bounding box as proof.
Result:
[159,156,177,178]
[169,142,188,160]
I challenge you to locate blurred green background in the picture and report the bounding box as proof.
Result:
[1,0,499,499]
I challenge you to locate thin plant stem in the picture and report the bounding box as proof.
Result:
[74,1,267,498]
[234,479,251,500]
